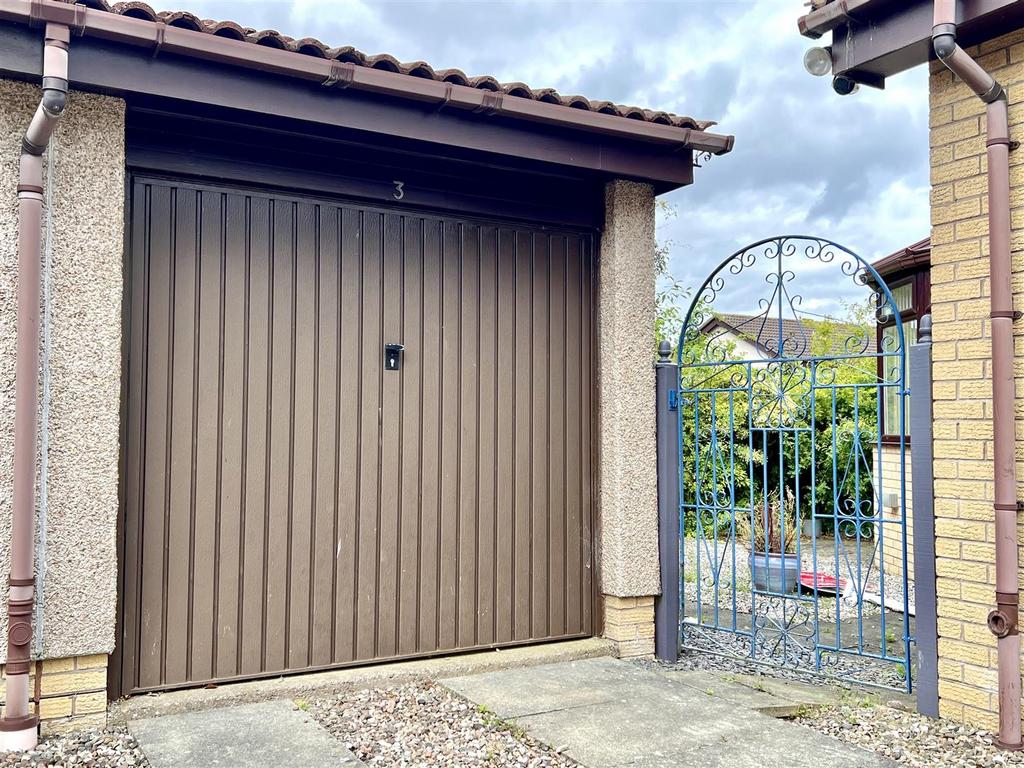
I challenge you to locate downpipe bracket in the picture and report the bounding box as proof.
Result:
[987,137,1020,151]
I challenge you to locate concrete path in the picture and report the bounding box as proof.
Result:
[443,656,894,768]
[128,699,363,768]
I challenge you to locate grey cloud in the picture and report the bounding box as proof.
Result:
[571,45,653,105]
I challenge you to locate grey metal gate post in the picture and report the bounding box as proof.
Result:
[910,314,938,717]
[654,340,681,662]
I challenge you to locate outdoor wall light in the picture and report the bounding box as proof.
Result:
[831,75,859,96]
[803,46,832,76]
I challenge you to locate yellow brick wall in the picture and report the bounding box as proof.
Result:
[0,654,107,734]
[875,444,914,582]
[929,26,1024,731]
[603,595,655,658]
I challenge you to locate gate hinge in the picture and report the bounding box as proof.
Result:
[668,389,678,411]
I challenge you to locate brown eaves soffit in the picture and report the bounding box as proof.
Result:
[0,0,734,156]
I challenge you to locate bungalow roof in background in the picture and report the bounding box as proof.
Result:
[699,312,872,359]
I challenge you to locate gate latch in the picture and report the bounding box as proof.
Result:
[668,389,678,411]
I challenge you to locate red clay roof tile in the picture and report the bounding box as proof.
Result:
[81,0,715,131]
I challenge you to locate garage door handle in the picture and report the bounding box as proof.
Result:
[384,343,404,371]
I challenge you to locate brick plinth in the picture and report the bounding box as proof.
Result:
[0,654,108,734]
[603,595,656,658]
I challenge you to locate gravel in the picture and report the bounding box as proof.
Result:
[799,703,1024,768]
[683,536,914,623]
[672,628,909,689]
[311,682,576,767]
[0,727,149,768]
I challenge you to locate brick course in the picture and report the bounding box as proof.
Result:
[0,653,107,734]
[929,27,1024,733]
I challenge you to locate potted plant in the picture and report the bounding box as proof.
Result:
[738,489,800,594]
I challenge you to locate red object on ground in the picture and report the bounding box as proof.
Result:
[800,571,847,594]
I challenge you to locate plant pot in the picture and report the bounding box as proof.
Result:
[801,517,822,538]
[749,551,800,594]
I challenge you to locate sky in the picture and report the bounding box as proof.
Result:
[165,0,930,318]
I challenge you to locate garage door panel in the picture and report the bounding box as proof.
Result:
[476,225,498,647]
[530,231,550,640]
[265,198,295,674]
[377,212,404,660]
[122,177,596,693]
[494,227,516,646]
[310,205,341,669]
[353,209,379,662]
[192,189,225,683]
[416,218,442,654]
[213,191,247,679]
[334,206,361,664]
[397,215,424,658]
[287,201,319,672]
[548,234,567,639]
[512,229,533,643]
[457,223,480,651]
[237,195,268,678]
[165,186,199,687]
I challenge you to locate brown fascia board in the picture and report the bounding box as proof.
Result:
[0,0,733,157]
[871,239,931,279]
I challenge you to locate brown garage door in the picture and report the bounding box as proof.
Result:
[117,176,597,694]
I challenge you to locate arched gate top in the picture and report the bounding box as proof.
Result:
[677,235,907,368]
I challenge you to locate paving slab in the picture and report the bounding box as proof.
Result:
[662,670,785,711]
[443,657,893,768]
[129,699,364,768]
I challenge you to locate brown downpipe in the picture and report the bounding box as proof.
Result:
[0,22,69,752]
[933,0,1022,751]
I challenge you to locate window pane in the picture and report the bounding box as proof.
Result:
[883,319,915,435]
[878,282,914,322]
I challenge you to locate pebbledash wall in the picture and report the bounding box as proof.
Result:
[0,76,662,729]
[0,78,124,731]
[597,180,660,658]
[928,27,1024,731]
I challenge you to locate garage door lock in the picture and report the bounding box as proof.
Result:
[384,343,404,371]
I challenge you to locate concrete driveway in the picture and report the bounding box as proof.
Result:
[443,656,893,768]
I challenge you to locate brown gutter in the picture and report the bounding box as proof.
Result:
[0,21,68,752]
[933,0,1022,750]
[0,0,734,157]
[871,237,931,278]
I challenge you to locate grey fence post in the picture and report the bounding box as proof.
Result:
[655,340,681,662]
[910,314,938,717]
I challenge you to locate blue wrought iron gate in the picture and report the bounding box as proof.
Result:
[675,236,913,691]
